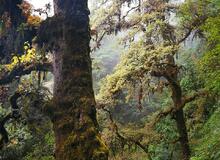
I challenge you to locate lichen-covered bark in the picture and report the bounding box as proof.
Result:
[151,58,191,160]
[169,78,191,160]
[49,0,108,159]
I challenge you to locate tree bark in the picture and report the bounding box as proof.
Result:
[167,75,191,160]
[50,0,108,159]
[151,62,191,160]
[174,109,190,160]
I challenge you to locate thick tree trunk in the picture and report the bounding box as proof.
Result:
[51,0,108,159]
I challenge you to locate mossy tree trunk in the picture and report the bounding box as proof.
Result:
[51,0,108,159]
[169,77,191,160]
[151,56,190,160]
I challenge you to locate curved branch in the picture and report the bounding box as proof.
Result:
[182,90,208,106]
[176,28,193,45]
[102,107,151,159]
[0,114,12,149]
[176,16,208,45]
[91,31,107,52]
[121,6,140,21]
[0,91,23,149]
[150,89,208,127]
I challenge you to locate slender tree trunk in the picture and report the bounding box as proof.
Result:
[152,53,191,160]
[169,76,190,160]
[174,109,190,160]
[158,11,191,157]
[51,0,108,159]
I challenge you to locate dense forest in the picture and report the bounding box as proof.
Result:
[0,0,219,160]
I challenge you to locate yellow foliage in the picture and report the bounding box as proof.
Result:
[6,42,37,71]
[27,15,41,26]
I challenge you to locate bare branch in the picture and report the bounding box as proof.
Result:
[121,6,140,21]
[176,16,208,45]
[176,28,193,45]
[91,31,107,52]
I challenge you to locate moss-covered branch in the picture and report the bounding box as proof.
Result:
[102,107,151,159]
[0,61,52,85]
[182,90,208,106]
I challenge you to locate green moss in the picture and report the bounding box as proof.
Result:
[59,120,108,160]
